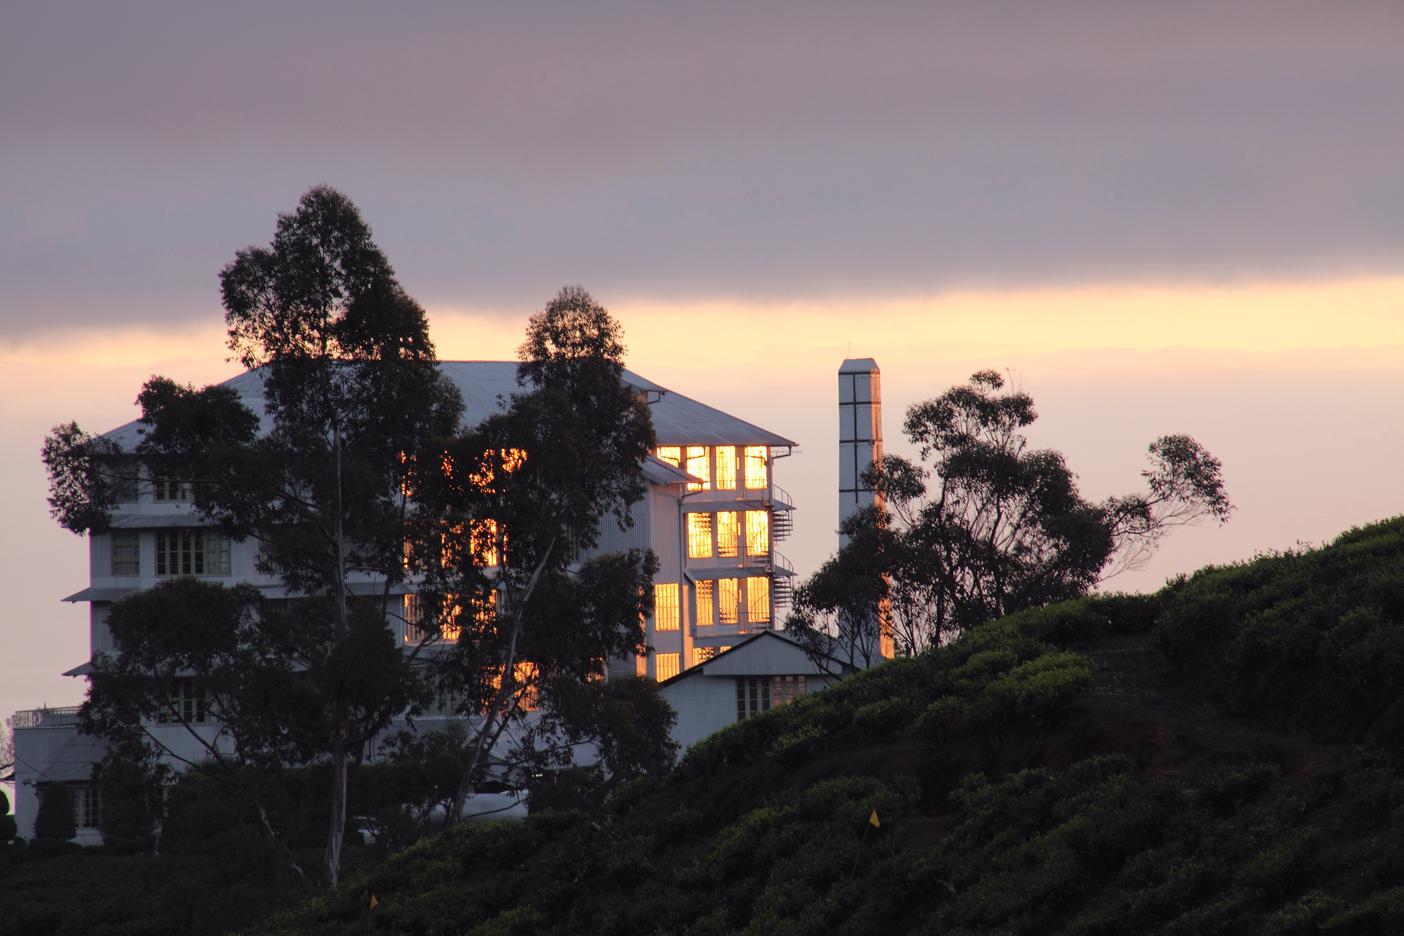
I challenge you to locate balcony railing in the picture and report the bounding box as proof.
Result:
[14,706,82,730]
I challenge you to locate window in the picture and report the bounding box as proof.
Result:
[656,652,681,682]
[772,675,808,705]
[718,578,739,625]
[654,583,680,632]
[153,477,192,502]
[635,653,648,677]
[469,519,499,567]
[747,577,771,624]
[157,680,208,725]
[736,677,771,720]
[744,446,768,489]
[489,661,540,712]
[108,462,140,503]
[745,510,769,556]
[404,591,493,643]
[715,446,737,490]
[717,511,739,558]
[155,529,231,576]
[695,580,714,626]
[686,512,713,559]
[73,786,101,829]
[111,532,140,576]
[692,646,718,666]
[656,445,681,467]
[685,445,711,491]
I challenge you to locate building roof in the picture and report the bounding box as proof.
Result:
[101,361,795,450]
[657,630,856,688]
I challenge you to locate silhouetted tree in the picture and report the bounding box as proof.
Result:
[790,370,1231,661]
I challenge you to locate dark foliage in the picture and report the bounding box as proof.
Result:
[32,784,75,843]
[790,369,1231,662]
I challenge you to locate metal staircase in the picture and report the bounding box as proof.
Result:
[770,484,794,542]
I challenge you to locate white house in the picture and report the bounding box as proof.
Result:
[11,361,799,841]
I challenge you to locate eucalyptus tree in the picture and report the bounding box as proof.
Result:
[47,186,462,886]
[405,286,665,820]
[789,370,1232,661]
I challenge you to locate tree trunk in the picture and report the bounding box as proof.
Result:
[325,419,349,888]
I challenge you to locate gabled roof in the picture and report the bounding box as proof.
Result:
[657,630,856,688]
[101,361,795,450]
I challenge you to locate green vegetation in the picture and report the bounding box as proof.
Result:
[5,517,1404,934]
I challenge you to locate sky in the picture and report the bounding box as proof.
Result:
[3,2,1403,788]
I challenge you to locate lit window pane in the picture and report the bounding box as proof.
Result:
[745,511,769,556]
[718,579,739,625]
[747,577,770,624]
[656,446,681,467]
[656,652,680,682]
[715,446,737,490]
[654,583,680,631]
[686,512,713,559]
[717,511,739,558]
[744,446,768,489]
[685,445,710,492]
[695,580,714,626]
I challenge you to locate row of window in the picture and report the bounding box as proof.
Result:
[686,510,768,560]
[656,445,768,492]
[737,675,808,721]
[110,530,233,577]
[653,577,770,631]
[402,591,496,644]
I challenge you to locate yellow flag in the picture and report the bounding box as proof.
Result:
[869,810,880,828]
[370,895,379,910]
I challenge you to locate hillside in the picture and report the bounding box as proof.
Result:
[253,517,1404,935]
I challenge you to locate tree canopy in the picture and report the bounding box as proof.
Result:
[790,369,1231,661]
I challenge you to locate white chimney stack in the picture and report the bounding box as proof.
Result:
[838,358,883,549]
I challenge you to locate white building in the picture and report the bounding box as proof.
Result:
[658,631,856,750]
[10,361,801,841]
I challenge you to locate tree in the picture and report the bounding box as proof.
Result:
[789,370,1231,660]
[406,286,663,820]
[48,186,462,886]
[34,783,76,841]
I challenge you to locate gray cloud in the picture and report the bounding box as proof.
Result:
[3,0,1403,334]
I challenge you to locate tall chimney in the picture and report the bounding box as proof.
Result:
[838,358,883,548]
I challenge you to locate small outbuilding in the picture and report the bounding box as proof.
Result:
[658,631,857,750]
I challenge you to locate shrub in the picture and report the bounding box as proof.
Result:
[33,783,76,842]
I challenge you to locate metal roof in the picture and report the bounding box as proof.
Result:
[101,361,795,450]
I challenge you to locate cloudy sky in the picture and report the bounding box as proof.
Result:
[3,2,1403,759]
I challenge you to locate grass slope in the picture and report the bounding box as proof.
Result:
[257,517,1404,935]
[9,519,1404,936]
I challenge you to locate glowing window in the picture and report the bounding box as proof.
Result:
[155,529,230,576]
[656,446,681,467]
[656,653,681,681]
[512,661,540,712]
[692,646,718,666]
[635,653,648,677]
[745,511,769,556]
[470,519,499,567]
[685,445,710,491]
[112,532,140,576]
[686,512,713,559]
[654,583,680,631]
[747,577,771,624]
[695,579,714,626]
[717,511,739,558]
[715,446,737,490]
[744,446,768,489]
[718,578,739,625]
